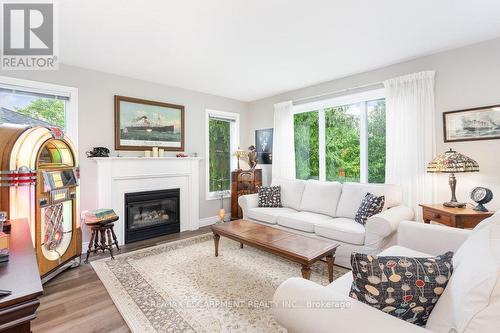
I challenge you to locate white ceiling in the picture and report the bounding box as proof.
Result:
[59,0,500,102]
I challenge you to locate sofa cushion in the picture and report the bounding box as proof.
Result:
[277,212,333,233]
[299,180,342,217]
[272,178,305,210]
[350,251,454,327]
[337,183,402,219]
[314,218,366,245]
[247,207,297,224]
[426,214,500,333]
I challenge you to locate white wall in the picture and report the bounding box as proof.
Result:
[245,38,500,212]
[3,37,499,234]
[0,64,248,242]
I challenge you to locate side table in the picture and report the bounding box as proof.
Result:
[419,204,494,229]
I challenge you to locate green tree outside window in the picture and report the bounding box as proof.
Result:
[294,111,319,180]
[367,99,386,183]
[14,98,65,128]
[294,98,386,183]
[325,104,361,182]
[209,118,231,192]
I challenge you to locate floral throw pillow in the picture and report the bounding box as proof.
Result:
[354,193,385,225]
[350,251,454,327]
[257,186,282,208]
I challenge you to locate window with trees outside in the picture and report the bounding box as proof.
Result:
[294,89,386,183]
[0,85,69,129]
[206,110,239,199]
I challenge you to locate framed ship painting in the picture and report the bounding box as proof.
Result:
[114,95,185,151]
[443,105,500,142]
[255,128,273,164]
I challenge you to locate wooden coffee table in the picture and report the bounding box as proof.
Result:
[211,220,339,282]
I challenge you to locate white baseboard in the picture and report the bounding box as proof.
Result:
[82,215,230,249]
[199,214,231,227]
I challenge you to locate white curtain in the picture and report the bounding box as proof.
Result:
[272,101,296,181]
[384,71,436,220]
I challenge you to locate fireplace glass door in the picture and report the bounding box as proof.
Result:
[125,189,180,243]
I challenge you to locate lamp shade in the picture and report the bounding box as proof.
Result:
[427,149,479,173]
[233,148,247,158]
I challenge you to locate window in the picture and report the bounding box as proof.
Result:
[367,99,386,183]
[293,89,386,183]
[206,110,239,199]
[294,111,319,180]
[0,76,78,144]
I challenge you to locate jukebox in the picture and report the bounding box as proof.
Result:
[0,124,82,282]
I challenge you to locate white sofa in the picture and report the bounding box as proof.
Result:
[238,179,414,267]
[272,212,500,333]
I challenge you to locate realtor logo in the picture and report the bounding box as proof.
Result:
[1,1,58,70]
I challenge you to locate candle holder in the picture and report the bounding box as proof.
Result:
[216,179,230,223]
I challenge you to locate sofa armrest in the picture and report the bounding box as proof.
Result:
[238,193,258,219]
[364,205,414,247]
[397,221,471,255]
[273,277,431,333]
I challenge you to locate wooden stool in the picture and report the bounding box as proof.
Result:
[84,217,120,263]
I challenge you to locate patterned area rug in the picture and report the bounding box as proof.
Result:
[92,233,348,333]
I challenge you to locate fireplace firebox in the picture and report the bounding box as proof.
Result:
[124,188,180,243]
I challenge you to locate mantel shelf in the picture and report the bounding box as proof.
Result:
[91,156,203,162]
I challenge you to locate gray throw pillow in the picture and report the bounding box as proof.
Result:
[354,192,385,225]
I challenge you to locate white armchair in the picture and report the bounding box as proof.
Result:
[273,218,500,333]
[273,277,431,333]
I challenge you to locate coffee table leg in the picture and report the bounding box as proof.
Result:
[240,243,243,249]
[213,233,220,257]
[326,253,335,283]
[301,265,311,280]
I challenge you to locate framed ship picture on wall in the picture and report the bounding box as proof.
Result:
[114,95,185,151]
[443,105,500,142]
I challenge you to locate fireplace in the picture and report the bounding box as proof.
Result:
[124,188,180,243]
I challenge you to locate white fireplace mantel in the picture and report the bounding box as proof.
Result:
[92,157,201,245]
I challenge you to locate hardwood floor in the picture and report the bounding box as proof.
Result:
[32,227,211,333]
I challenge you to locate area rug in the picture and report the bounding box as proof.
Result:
[92,233,348,333]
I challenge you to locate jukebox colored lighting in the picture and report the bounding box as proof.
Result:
[38,140,74,167]
[49,149,62,164]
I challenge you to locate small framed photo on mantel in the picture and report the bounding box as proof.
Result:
[443,105,500,143]
[114,95,185,151]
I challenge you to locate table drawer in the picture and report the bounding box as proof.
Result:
[423,210,452,226]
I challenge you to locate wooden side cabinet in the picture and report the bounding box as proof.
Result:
[0,219,43,333]
[231,169,262,220]
[420,204,494,229]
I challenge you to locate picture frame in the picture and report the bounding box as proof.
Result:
[443,104,500,143]
[255,128,273,164]
[114,95,185,151]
